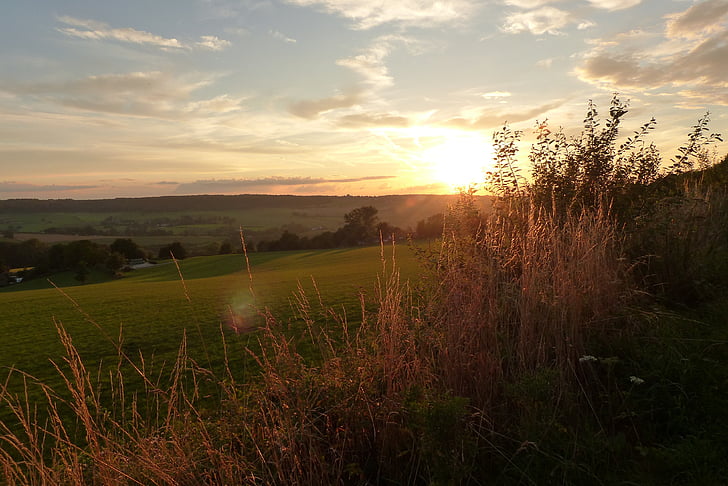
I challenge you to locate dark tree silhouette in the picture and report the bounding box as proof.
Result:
[110,238,145,260]
[158,242,187,260]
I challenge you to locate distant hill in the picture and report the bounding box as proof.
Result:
[0,194,493,242]
[0,193,491,226]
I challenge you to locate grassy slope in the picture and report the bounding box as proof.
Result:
[0,245,421,399]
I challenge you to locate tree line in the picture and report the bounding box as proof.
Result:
[1,206,446,285]
[256,206,416,251]
[0,237,198,285]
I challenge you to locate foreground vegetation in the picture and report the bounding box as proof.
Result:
[1,98,728,484]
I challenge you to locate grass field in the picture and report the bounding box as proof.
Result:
[0,245,421,411]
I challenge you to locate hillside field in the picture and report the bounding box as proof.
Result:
[1,194,491,238]
[0,244,422,419]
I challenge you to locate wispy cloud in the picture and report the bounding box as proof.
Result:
[502,6,572,35]
[578,20,596,30]
[337,112,411,128]
[481,91,512,99]
[57,16,231,51]
[442,100,564,129]
[336,36,398,88]
[186,94,246,114]
[576,1,728,105]
[289,91,362,119]
[0,181,99,193]
[282,0,479,29]
[504,0,563,7]
[586,0,643,11]
[195,35,232,50]
[2,71,243,118]
[269,29,297,43]
[174,175,395,194]
[665,0,728,39]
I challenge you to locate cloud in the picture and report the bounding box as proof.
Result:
[502,6,572,35]
[666,0,728,39]
[57,16,184,48]
[225,27,251,37]
[481,91,512,99]
[579,32,728,87]
[289,91,362,119]
[674,87,728,107]
[337,112,411,128]
[269,30,297,43]
[174,175,395,194]
[57,16,230,51]
[576,0,728,106]
[336,37,398,88]
[585,0,642,10]
[282,0,478,29]
[504,0,562,7]
[195,35,232,50]
[0,181,99,193]
[442,100,564,129]
[186,94,245,114]
[3,71,243,118]
[578,20,596,30]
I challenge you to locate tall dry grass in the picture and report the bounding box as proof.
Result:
[0,317,255,485]
[420,197,630,409]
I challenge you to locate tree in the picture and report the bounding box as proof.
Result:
[344,206,379,230]
[338,206,379,245]
[47,244,66,271]
[219,241,233,254]
[16,239,47,268]
[489,95,670,218]
[309,231,336,249]
[376,221,404,241]
[106,252,126,274]
[204,241,220,255]
[74,262,90,283]
[110,238,145,260]
[274,230,301,251]
[416,213,445,239]
[65,240,107,268]
[159,241,187,260]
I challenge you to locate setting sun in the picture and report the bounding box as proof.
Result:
[423,134,495,189]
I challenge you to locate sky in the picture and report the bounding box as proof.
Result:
[0,0,726,199]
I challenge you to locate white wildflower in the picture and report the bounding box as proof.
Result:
[629,375,645,385]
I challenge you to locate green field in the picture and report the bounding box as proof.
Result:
[0,245,422,404]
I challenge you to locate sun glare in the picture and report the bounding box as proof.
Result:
[423,133,495,189]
